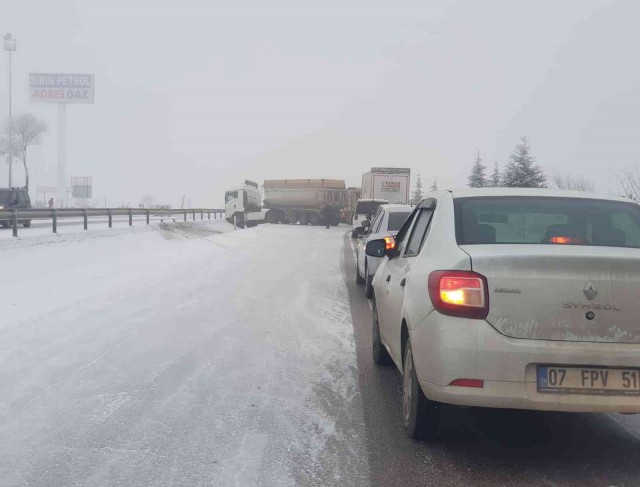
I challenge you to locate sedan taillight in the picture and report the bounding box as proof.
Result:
[428,270,489,319]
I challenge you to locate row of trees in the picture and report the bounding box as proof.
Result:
[468,136,547,189]
[0,113,48,189]
[467,136,597,192]
[411,174,437,205]
[411,137,552,205]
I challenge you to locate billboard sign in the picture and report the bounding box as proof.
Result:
[71,176,93,198]
[30,73,94,104]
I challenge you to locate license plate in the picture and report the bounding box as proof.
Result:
[537,366,640,396]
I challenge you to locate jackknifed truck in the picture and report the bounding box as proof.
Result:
[224,179,347,228]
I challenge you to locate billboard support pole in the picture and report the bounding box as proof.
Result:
[57,103,66,207]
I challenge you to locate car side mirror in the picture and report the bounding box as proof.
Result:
[362,220,370,228]
[365,239,387,258]
[354,226,366,237]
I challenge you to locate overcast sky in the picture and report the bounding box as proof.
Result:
[1,0,639,207]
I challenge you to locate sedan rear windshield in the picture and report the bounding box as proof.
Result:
[455,196,640,248]
[355,201,384,216]
[0,190,15,204]
[387,211,411,232]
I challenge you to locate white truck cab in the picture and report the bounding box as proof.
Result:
[224,180,264,228]
[351,198,388,238]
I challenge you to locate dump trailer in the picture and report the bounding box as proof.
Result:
[361,167,410,204]
[224,179,346,228]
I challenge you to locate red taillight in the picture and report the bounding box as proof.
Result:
[428,270,489,319]
[449,379,484,388]
[549,236,585,245]
[383,236,395,251]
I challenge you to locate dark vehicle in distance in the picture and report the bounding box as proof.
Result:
[0,188,32,228]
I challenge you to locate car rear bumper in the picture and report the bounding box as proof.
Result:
[411,312,640,413]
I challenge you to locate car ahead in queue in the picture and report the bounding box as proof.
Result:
[351,198,388,238]
[356,204,412,298]
[0,188,32,228]
[366,188,640,440]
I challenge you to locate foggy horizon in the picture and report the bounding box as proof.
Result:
[2,0,639,207]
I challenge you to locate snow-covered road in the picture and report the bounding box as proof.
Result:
[0,222,367,486]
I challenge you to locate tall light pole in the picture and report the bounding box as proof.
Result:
[3,33,16,188]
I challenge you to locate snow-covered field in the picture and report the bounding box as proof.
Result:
[0,222,367,486]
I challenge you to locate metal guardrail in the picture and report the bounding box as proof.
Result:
[0,208,226,237]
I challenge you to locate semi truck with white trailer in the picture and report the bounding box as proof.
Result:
[224,179,346,228]
[361,167,411,205]
[351,167,410,237]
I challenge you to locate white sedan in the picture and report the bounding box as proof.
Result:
[356,204,412,298]
[366,188,640,440]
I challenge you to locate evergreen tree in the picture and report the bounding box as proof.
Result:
[411,173,424,205]
[489,161,501,187]
[467,150,486,188]
[501,136,546,188]
[430,176,438,191]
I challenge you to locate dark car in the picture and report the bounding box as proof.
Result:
[0,188,32,228]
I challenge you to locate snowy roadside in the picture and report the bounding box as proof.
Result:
[0,218,234,251]
[0,223,369,486]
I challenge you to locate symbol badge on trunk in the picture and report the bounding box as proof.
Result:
[583,282,598,300]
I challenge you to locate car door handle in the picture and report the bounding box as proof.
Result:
[400,278,406,287]
[385,275,391,282]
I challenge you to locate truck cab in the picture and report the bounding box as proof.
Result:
[224,180,262,227]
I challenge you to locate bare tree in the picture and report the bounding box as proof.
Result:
[141,195,155,208]
[4,113,47,190]
[617,164,640,201]
[0,131,19,185]
[552,170,596,192]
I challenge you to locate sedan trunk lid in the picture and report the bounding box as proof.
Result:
[463,245,640,343]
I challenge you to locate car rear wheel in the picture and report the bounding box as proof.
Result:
[356,259,365,285]
[364,262,374,299]
[23,220,31,228]
[372,299,391,365]
[403,338,443,441]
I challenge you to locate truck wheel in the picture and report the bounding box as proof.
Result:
[266,211,278,224]
[23,220,31,228]
[233,213,245,229]
[298,214,309,225]
[309,213,320,226]
[331,215,341,226]
[289,212,298,224]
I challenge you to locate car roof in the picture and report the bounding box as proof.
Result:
[446,187,633,203]
[379,204,413,212]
